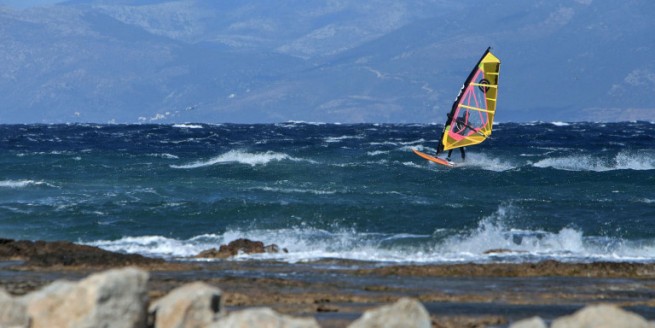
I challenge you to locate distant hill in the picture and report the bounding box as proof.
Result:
[0,0,653,123]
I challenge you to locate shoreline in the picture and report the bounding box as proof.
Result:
[2,240,655,327]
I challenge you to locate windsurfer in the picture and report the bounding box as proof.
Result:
[439,112,468,162]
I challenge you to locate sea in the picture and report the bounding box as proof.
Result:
[1,121,654,265]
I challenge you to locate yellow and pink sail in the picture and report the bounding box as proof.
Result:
[439,47,500,152]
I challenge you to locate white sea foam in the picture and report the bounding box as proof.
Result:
[149,153,179,159]
[250,186,338,195]
[0,180,54,188]
[84,204,655,263]
[402,161,426,169]
[550,121,570,126]
[455,153,517,172]
[86,235,211,258]
[324,135,364,143]
[173,123,203,129]
[170,150,313,168]
[533,152,655,171]
[367,150,389,156]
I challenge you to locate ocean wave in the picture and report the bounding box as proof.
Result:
[172,123,203,129]
[367,150,389,156]
[533,152,655,171]
[437,204,655,262]
[455,153,517,172]
[277,121,327,127]
[0,180,55,188]
[170,150,314,168]
[324,135,364,143]
[148,153,179,159]
[249,186,338,195]
[85,235,215,258]
[83,205,655,263]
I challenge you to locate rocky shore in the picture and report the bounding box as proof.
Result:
[2,238,655,327]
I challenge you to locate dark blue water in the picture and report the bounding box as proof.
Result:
[0,122,654,263]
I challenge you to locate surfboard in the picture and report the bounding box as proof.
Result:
[412,149,454,167]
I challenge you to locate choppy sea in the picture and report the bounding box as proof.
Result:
[1,122,654,264]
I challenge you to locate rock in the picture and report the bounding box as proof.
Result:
[148,282,223,328]
[210,307,320,328]
[348,297,431,328]
[0,239,162,267]
[0,288,29,328]
[551,304,655,328]
[510,316,547,328]
[21,267,149,328]
[195,238,286,259]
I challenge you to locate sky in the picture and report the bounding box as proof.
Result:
[0,0,64,8]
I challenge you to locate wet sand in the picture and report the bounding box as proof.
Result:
[3,259,655,327]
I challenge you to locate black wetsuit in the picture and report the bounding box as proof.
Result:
[447,147,465,161]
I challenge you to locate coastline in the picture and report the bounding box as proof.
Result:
[2,240,655,327]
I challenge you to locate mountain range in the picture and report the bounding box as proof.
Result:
[1,0,653,123]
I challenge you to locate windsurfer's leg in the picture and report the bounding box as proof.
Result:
[447,149,453,161]
[460,147,466,160]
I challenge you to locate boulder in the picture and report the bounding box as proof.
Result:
[510,316,548,328]
[551,304,654,328]
[210,307,320,328]
[148,282,223,328]
[21,267,149,328]
[0,288,29,328]
[348,298,431,328]
[195,238,286,259]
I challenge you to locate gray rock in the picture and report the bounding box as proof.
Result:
[348,297,431,328]
[210,307,320,328]
[510,316,547,328]
[148,281,223,328]
[0,288,29,328]
[552,304,655,328]
[21,267,148,328]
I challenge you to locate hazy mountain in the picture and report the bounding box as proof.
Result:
[0,0,653,123]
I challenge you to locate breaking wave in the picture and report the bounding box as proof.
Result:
[170,150,314,168]
[533,152,655,171]
[85,204,655,264]
[0,180,55,188]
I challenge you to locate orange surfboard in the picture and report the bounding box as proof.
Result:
[412,149,455,167]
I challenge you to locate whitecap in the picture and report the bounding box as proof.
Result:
[454,153,517,172]
[324,135,364,143]
[170,150,315,169]
[367,150,389,156]
[149,153,179,159]
[250,186,337,195]
[85,235,214,258]
[173,123,203,129]
[0,180,55,188]
[533,152,655,171]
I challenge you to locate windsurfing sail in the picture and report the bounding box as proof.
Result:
[438,47,500,153]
